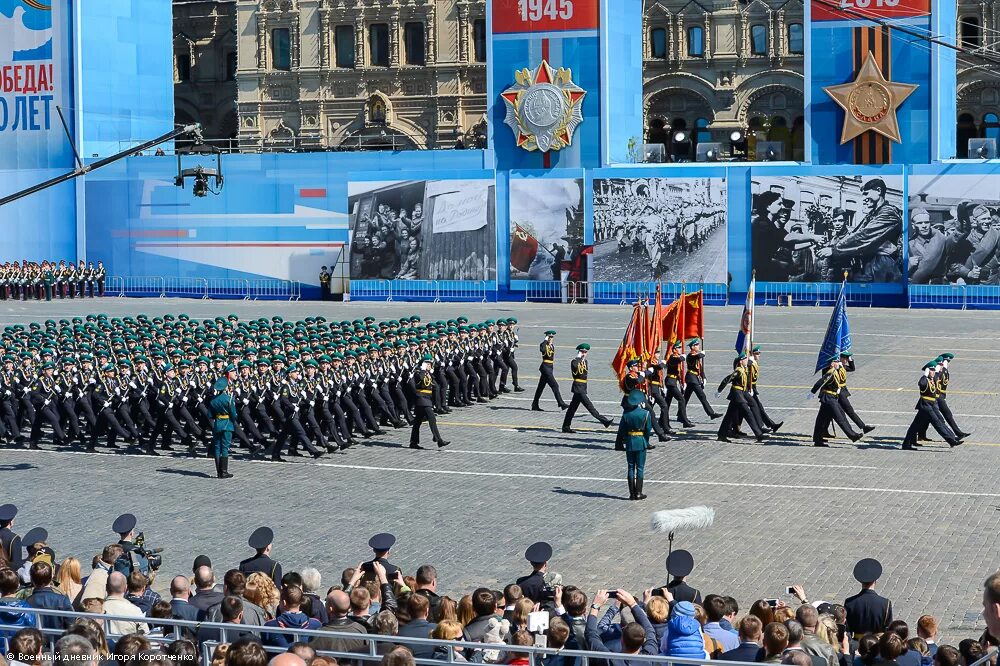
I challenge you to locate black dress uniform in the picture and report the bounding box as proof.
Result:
[844,559,892,638]
[917,354,969,441]
[683,340,721,419]
[663,345,694,428]
[664,550,702,604]
[239,527,283,586]
[531,332,567,411]
[834,353,872,435]
[515,542,552,603]
[901,362,960,450]
[717,354,765,442]
[361,533,400,580]
[0,504,22,569]
[561,344,612,433]
[810,359,862,447]
[409,355,449,449]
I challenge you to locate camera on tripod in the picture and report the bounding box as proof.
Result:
[133,531,164,571]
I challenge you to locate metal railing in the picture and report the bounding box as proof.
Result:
[0,607,765,666]
[760,282,873,307]
[585,282,728,306]
[109,276,302,300]
[350,280,488,303]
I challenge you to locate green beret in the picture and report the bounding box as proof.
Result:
[421,354,433,362]
[737,352,747,361]
[545,330,557,336]
[940,352,955,360]
[923,361,937,370]
[840,351,852,357]
[688,338,701,346]
[576,343,591,351]
[752,344,762,353]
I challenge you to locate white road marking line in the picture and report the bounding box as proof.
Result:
[292,462,1000,498]
[721,460,880,470]
[442,449,589,458]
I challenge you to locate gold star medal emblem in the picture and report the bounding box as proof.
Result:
[823,52,918,144]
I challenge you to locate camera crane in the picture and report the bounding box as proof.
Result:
[0,119,206,208]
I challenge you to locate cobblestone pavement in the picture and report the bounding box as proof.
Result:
[1,299,998,642]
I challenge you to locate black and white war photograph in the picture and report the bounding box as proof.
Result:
[591,177,727,282]
[751,175,904,283]
[347,179,496,281]
[508,177,586,281]
[907,174,1000,285]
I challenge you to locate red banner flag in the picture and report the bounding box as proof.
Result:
[681,290,704,341]
[510,225,540,273]
[611,305,640,380]
[659,299,680,347]
[648,285,663,360]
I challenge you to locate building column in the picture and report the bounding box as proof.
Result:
[704,13,712,60]
[292,13,301,69]
[458,4,469,62]
[427,2,437,64]
[257,14,267,69]
[355,16,365,67]
[319,10,330,69]
[767,9,776,60]
[390,10,400,66]
[677,12,685,61]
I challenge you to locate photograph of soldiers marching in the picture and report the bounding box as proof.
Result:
[508,178,589,281]
[907,174,1000,285]
[592,177,727,282]
[0,313,529,475]
[0,260,107,300]
[751,175,905,282]
[347,179,496,281]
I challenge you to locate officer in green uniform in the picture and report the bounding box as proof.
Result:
[209,370,238,479]
[617,388,652,501]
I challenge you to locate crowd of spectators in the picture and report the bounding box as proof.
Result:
[0,535,998,666]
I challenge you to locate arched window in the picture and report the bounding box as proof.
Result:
[687,26,704,57]
[751,24,768,55]
[787,23,803,54]
[957,112,978,158]
[961,16,981,48]
[650,27,667,59]
[984,112,1000,142]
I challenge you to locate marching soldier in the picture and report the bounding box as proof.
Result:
[918,353,970,442]
[664,342,695,429]
[826,351,872,440]
[618,389,652,501]
[409,354,450,449]
[531,330,568,411]
[561,343,613,434]
[746,345,783,434]
[683,338,721,420]
[716,352,766,443]
[810,356,862,447]
[901,360,961,450]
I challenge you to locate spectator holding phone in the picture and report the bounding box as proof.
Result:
[586,589,658,666]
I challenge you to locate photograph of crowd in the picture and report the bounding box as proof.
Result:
[348,179,496,281]
[508,177,588,281]
[592,177,727,283]
[907,174,1000,285]
[751,175,904,283]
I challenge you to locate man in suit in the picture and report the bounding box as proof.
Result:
[189,567,224,618]
[0,504,22,569]
[167,575,201,622]
[664,550,702,604]
[515,542,551,603]
[718,616,764,662]
[562,344,613,434]
[531,331,568,411]
[239,526,283,586]
[844,558,893,638]
[397,593,438,658]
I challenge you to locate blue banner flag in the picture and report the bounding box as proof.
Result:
[735,277,754,353]
[816,284,852,373]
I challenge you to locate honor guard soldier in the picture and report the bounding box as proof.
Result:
[516,542,552,603]
[0,504,22,569]
[810,356,862,447]
[716,353,766,443]
[531,331,568,411]
[562,344,613,434]
[240,527,282,586]
[209,374,237,479]
[664,550,702,604]
[918,353,969,442]
[664,342,695,429]
[902,360,960,450]
[683,339,721,420]
[619,389,652,500]
[409,354,450,449]
[362,532,400,580]
[830,351,873,439]
[844,558,892,638]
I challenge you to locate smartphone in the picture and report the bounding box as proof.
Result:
[608,590,620,600]
[786,586,796,595]
[765,598,779,607]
